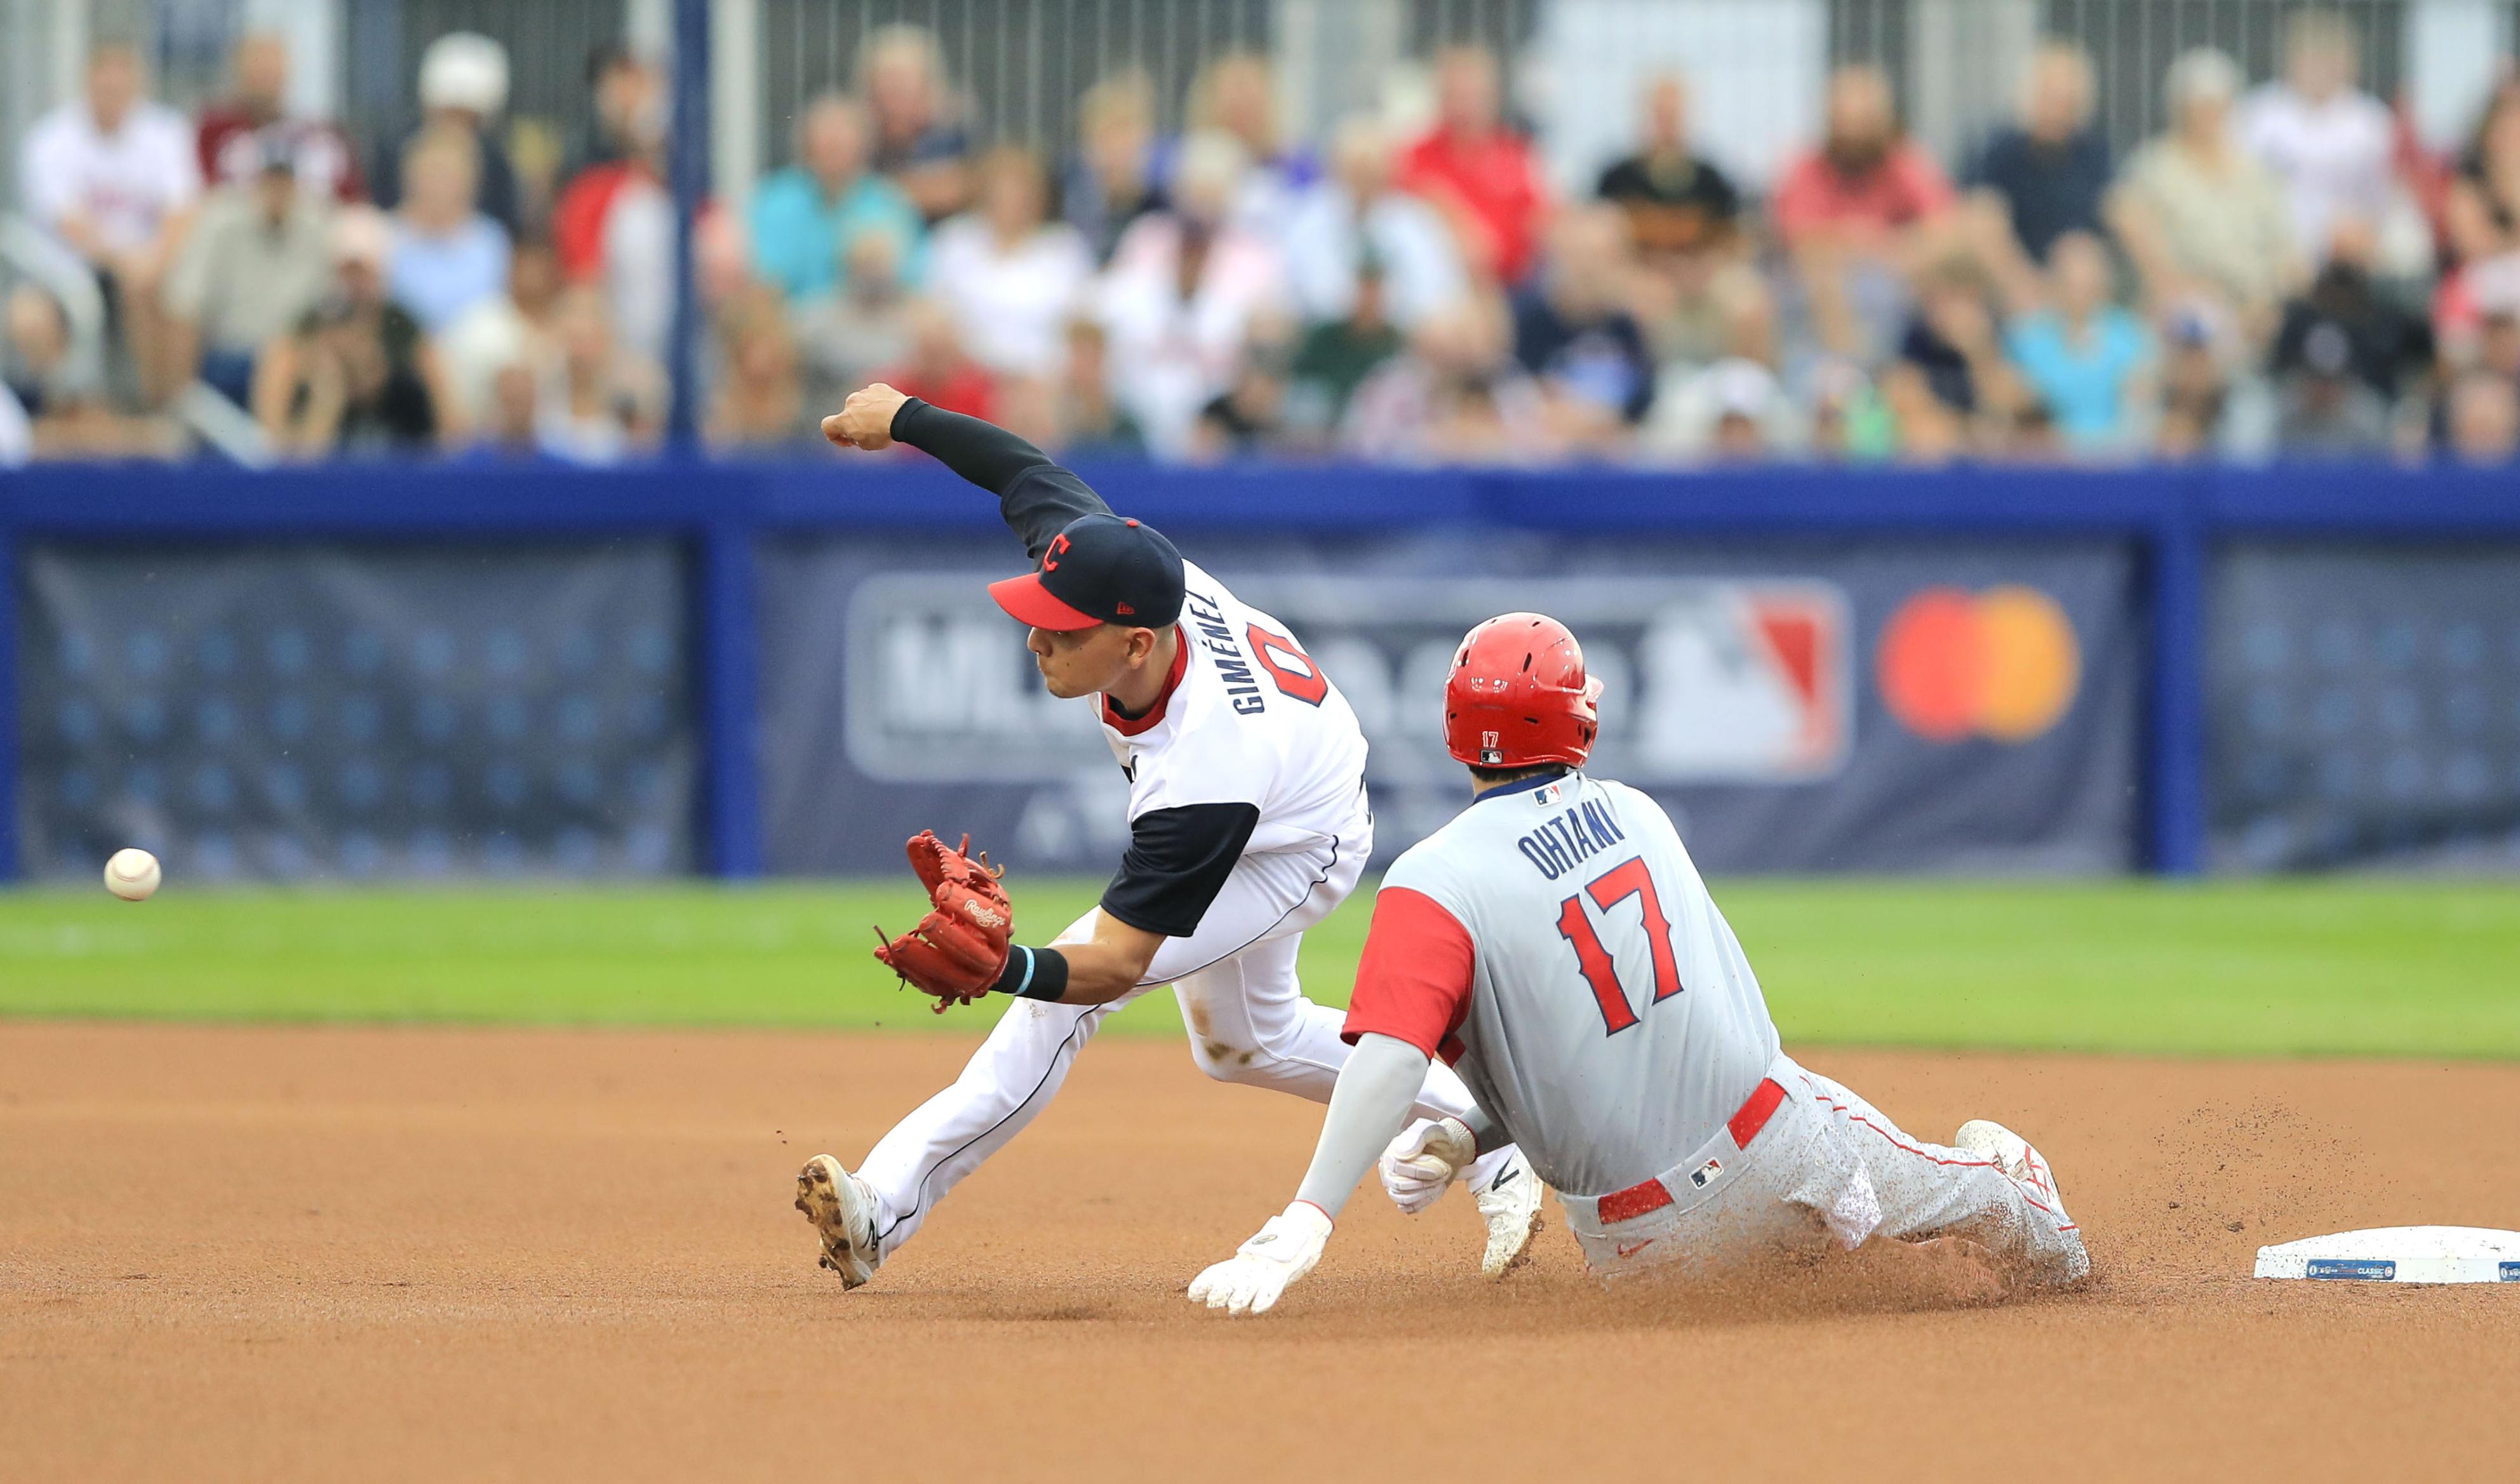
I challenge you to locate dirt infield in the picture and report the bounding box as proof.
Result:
[3,1023,2514,1481]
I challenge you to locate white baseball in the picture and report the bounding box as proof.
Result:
[104,848,161,902]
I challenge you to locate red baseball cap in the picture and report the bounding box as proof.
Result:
[986,572,1101,631]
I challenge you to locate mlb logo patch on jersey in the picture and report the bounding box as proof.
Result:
[1531,781,1563,808]
[1689,1156,1724,1189]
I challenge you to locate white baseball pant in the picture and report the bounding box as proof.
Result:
[854,831,1517,1258]
[1558,1053,2088,1284]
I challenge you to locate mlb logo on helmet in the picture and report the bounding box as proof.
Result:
[1480,729,1503,765]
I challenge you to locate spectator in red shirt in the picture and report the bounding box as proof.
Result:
[880,298,998,424]
[195,32,363,203]
[1772,64,1959,356]
[1397,46,1551,286]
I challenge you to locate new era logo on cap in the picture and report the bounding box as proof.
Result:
[988,513,1185,632]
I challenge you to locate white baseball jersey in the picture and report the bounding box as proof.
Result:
[1099,559,1369,852]
[1344,770,1779,1198]
[20,102,201,253]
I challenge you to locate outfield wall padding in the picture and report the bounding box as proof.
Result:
[4,458,2518,880]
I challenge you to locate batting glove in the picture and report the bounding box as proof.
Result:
[1187,1201,1334,1318]
[1380,1116,1477,1215]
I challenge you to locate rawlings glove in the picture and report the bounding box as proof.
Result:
[1380,1116,1477,1215]
[872,831,1013,1012]
[1186,1201,1334,1317]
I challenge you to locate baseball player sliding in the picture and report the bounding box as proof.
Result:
[1188,614,2091,1315]
[795,385,1545,1288]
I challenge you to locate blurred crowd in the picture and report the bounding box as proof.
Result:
[10,13,2520,470]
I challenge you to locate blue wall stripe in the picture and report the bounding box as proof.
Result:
[10,458,2520,881]
[0,526,17,882]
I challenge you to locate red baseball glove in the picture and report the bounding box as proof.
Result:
[873,831,1014,1013]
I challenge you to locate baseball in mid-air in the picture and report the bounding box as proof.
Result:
[104,848,161,902]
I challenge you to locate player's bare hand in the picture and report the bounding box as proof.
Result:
[1186,1201,1332,1317]
[822,383,909,451]
[1380,1116,1475,1214]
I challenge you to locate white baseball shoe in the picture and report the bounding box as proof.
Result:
[795,1154,883,1289]
[1954,1120,2072,1226]
[1473,1149,1546,1279]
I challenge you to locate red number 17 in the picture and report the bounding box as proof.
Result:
[1553,858,1682,1035]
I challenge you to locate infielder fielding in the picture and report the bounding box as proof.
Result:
[796,385,1544,1288]
[1188,613,2091,1315]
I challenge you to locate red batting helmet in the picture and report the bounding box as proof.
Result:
[1443,613,1604,769]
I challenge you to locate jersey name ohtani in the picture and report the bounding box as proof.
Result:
[1341,772,1781,1198]
[1514,786,1629,880]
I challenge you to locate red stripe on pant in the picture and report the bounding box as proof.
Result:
[1800,1084,2077,1233]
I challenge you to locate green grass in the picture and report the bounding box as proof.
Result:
[2,879,2516,1058]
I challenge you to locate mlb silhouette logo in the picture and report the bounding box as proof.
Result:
[1632,583,1853,782]
[1690,1157,1724,1189]
[1480,729,1503,765]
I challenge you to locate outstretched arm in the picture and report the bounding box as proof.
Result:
[823,382,1111,561]
[1190,881,1501,1317]
[1293,1033,1438,1217]
[1187,1033,1435,1317]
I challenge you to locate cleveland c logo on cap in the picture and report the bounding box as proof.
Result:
[1043,533,1071,571]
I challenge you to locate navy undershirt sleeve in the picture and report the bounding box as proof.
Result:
[1098,803,1263,940]
[889,397,1112,561]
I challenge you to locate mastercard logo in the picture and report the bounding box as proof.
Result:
[1876,585,2081,742]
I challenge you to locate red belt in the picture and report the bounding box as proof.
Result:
[1596,1076,1787,1225]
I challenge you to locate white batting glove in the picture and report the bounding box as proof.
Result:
[1188,1201,1334,1317]
[1380,1116,1477,1215]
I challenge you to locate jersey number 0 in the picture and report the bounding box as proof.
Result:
[1553,857,1682,1034]
[1246,624,1330,706]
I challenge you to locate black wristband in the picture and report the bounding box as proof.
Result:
[991,946,1070,1002]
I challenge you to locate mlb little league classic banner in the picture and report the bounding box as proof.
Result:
[756,533,2141,876]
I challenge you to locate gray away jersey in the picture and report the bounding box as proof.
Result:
[1341,772,1780,1198]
